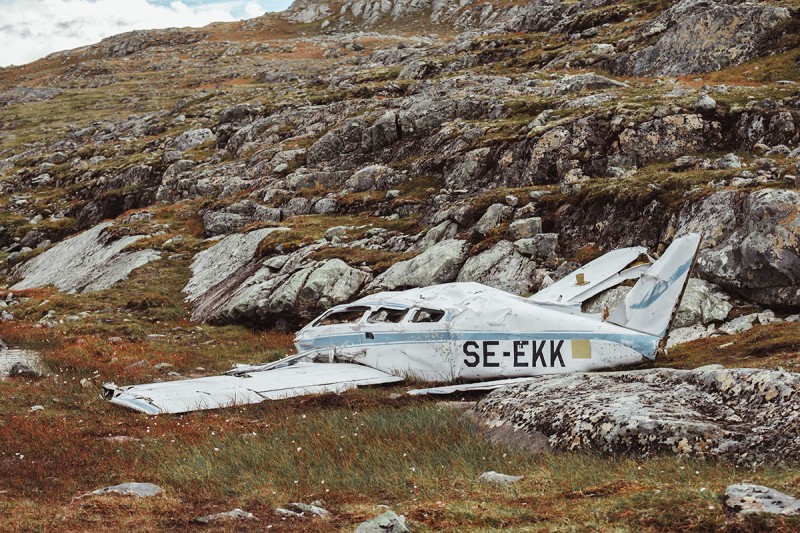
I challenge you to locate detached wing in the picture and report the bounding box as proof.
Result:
[103,362,403,415]
[530,246,651,308]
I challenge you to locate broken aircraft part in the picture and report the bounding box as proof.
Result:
[103,234,701,414]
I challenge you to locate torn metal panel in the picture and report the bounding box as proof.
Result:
[103,362,403,414]
[530,246,652,308]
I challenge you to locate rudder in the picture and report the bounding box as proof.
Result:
[606,233,701,339]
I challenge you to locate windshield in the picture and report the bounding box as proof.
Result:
[314,306,370,326]
[367,307,408,323]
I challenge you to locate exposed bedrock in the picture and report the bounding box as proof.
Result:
[11,221,160,293]
[468,366,800,465]
[677,189,800,307]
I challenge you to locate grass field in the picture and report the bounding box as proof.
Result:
[2,315,800,532]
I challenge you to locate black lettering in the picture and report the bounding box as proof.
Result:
[513,341,528,367]
[463,341,480,368]
[550,340,565,367]
[483,341,500,367]
[532,340,546,367]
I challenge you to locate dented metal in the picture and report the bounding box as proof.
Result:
[103,234,701,414]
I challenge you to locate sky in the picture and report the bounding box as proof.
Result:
[0,0,295,67]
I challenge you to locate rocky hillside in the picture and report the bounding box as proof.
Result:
[0,0,799,339]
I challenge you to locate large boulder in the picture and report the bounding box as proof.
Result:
[172,128,215,152]
[612,0,792,76]
[366,239,470,292]
[468,367,800,464]
[611,114,722,168]
[201,200,282,237]
[672,278,732,328]
[183,228,286,303]
[456,241,537,295]
[677,189,800,306]
[222,258,371,324]
[11,222,160,293]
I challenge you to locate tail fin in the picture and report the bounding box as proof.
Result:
[606,234,701,339]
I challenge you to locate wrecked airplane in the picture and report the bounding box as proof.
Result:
[103,233,701,414]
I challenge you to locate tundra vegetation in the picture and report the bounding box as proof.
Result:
[1,0,800,530]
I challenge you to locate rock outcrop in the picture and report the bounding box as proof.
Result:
[612,0,792,76]
[11,222,160,293]
[469,367,800,464]
[677,189,800,306]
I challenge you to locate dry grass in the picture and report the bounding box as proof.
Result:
[666,322,800,371]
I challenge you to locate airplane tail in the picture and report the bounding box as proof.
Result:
[606,234,701,341]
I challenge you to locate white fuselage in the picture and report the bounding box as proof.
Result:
[294,286,660,382]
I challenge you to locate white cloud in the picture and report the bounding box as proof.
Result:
[0,0,287,67]
[244,1,266,17]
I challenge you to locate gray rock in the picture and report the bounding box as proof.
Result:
[613,1,791,76]
[9,362,41,379]
[172,128,215,152]
[91,482,162,498]
[354,510,409,533]
[725,484,800,516]
[345,164,400,192]
[275,508,304,518]
[285,501,330,518]
[469,367,800,464]
[550,73,628,95]
[410,221,459,252]
[513,233,558,259]
[368,239,469,292]
[183,228,287,302]
[509,218,542,240]
[312,197,338,214]
[213,257,371,324]
[677,189,800,306]
[456,241,536,295]
[671,156,710,171]
[478,471,523,486]
[284,197,311,217]
[11,222,160,293]
[195,508,256,524]
[693,93,716,111]
[473,203,513,235]
[445,147,492,189]
[719,313,759,335]
[673,278,732,328]
[202,200,282,236]
[666,324,716,348]
[612,114,721,168]
[711,153,743,170]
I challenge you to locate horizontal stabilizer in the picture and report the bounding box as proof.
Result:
[530,246,651,308]
[103,362,403,415]
[408,377,536,396]
[607,234,701,338]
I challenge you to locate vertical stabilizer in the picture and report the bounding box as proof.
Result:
[607,234,701,339]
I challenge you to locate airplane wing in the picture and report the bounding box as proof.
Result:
[103,361,404,414]
[529,246,652,309]
[407,377,537,396]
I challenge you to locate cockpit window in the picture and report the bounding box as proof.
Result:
[411,308,445,323]
[314,306,369,326]
[367,307,408,323]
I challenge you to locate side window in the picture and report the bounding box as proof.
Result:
[367,308,408,324]
[411,308,444,323]
[314,306,369,326]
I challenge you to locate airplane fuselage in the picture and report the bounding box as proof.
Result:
[294,289,661,382]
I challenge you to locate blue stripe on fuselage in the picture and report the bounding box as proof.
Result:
[296,330,660,359]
